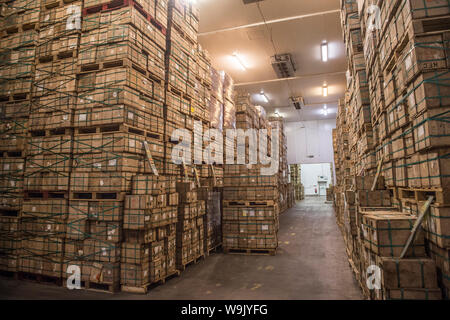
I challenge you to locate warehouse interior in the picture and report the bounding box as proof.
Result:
[0,0,449,301]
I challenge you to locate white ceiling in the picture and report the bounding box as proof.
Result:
[196,0,345,122]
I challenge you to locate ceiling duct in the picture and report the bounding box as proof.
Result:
[243,0,265,4]
[271,54,296,79]
[290,96,304,110]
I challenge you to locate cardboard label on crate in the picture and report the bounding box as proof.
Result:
[418,126,424,138]
[79,114,87,121]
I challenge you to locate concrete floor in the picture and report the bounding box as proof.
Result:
[0,196,362,300]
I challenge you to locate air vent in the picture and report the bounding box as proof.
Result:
[243,0,265,4]
[271,54,296,79]
[290,96,304,110]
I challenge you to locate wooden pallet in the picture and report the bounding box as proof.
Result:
[398,187,448,205]
[121,270,181,294]
[0,208,21,217]
[388,187,399,200]
[206,243,222,256]
[0,150,25,158]
[167,83,191,101]
[176,254,205,272]
[24,190,68,200]
[74,123,162,141]
[37,49,78,63]
[29,127,73,138]
[1,22,39,36]
[0,92,30,102]
[78,57,165,84]
[17,272,62,286]
[223,200,275,207]
[223,248,276,256]
[70,191,127,201]
[82,0,166,35]
[63,278,119,294]
[42,0,80,9]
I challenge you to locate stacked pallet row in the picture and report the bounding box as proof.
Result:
[0,0,38,274]
[222,94,279,255]
[334,0,449,300]
[120,175,178,293]
[164,0,223,265]
[69,0,168,292]
[20,0,78,281]
[268,117,291,213]
[364,0,450,298]
[289,164,305,201]
[175,181,206,270]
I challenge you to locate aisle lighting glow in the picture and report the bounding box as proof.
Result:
[232,52,247,71]
[260,90,269,103]
[321,42,328,62]
[322,84,328,97]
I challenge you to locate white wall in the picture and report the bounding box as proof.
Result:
[285,119,336,165]
[301,163,332,196]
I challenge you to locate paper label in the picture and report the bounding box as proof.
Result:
[417,125,424,138]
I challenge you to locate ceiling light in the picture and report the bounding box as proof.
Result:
[322,84,328,97]
[232,52,247,71]
[260,90,269,104]
[321,105,329,116]
[275,110,280,117]
[321,42,328,62]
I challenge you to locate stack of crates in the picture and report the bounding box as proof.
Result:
[63,0,168,292]
[289,164,304,201]
[120,175,178,293]
[269,117,290,213]
[19,0,79,280]
[198,186,221,255]
[0,0,38,273]
[176,180,205,270]
[222,94,279,255]
[334,0,450,300]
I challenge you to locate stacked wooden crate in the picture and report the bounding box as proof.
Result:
[175,181,205,270]
[334,0,450,300]
[20,0,76,281]
[221,94,279,255]
[0,0,38,274]
[164,0,225,267]
[268,117,291,213]
[0,0,231,293]
[289,164,304,201]
[120,175,178,293]
[372,0,450,298]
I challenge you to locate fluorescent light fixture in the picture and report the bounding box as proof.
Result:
[322,84,328,97]
[232,52,247,71]
[321,42,328,62]
[275,110,280,117]
[321,105,329,116]
[260,90,269,103]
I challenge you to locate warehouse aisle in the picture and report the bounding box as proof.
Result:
[0,197,362,300]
